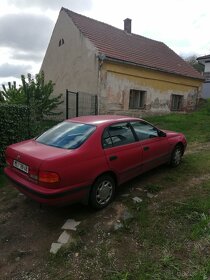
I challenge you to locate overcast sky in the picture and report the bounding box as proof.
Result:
[0,0,209,87]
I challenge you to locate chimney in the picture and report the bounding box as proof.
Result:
[124,18,132,33]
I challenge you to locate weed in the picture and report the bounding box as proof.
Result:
[190,213,210,240]
[106,271,130,280]
[144,183,162,193]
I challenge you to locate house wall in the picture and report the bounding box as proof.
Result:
[204,62,210,72]
[202,83,210,98]
[99,61,202,116]
[203,61,210,98]
[41,9,99,118]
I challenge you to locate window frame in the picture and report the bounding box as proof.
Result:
[102,122,137,149]
[129,89,147,109]
[171,94,183,111]
[130,121,160,141]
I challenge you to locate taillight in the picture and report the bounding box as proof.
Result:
[38,171,60,183]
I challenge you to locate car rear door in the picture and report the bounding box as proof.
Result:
[102,122,143,184]
[130,121,170,172]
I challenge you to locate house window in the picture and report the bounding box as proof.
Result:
[59,38,64,47]
[171,94,183,111]
[129,90,146,109]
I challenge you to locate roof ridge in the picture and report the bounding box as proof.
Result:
[62,7,163,45]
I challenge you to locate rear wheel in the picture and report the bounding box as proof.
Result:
[90,174,115,209]
[170,145,183,167]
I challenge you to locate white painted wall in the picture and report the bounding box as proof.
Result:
[205,62,210,72]
[41,10,99,118]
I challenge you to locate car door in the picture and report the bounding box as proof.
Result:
[130,121,170,172]
[102,122,143,184]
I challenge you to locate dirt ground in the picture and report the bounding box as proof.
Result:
[0,181,95,279]
[0,143,210,280]
[0,170,162,279]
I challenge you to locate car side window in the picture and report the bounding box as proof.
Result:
[131,121,159,141]
[102,122,136,148]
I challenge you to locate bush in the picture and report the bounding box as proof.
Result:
[0,104,29,166]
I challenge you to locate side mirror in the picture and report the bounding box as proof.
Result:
[158,130,166,137]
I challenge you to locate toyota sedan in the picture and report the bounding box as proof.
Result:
[4,115,187,209]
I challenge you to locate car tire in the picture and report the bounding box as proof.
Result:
[90,174,115,209]
[170,145,183,167]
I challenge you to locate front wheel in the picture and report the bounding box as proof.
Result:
[170,145,183,167]
[89,174,115,209]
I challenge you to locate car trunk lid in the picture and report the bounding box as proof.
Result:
[5,139,73,181]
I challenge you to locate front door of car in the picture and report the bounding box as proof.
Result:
[102,122,143,184]
[130,121,170,172]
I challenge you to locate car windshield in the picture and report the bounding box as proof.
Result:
[36,121,96,149]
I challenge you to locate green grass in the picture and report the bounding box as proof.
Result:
[144,183,163,193]
[124,151,210,279]
[119,181,210,279]
[146,99,210,143]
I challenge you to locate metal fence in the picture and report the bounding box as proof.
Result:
[66,90,98,119]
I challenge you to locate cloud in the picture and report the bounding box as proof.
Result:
[0,13,54,79]
[9,0,92,11]
[0,63,32,78]
[11,51,44,62]
[0,13,53,53]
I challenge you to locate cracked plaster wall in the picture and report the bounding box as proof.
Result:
[99,62,202,116]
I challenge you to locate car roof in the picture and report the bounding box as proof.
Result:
[67,115,141,126]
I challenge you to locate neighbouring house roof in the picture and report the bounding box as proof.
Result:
[197,54,210,65]
[62,8,203,80]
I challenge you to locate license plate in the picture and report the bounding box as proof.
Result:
[13,160,29,174]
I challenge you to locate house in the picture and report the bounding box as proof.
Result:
[41,7,203,118]
[197,55,210,99]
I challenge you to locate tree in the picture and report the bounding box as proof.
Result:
[21,72,63,120]
[0,81,25,104]
[0,92,5,102]
[183,55,204,73]
[0,71,63,120]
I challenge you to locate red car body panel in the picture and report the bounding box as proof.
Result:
[4,115,187,206]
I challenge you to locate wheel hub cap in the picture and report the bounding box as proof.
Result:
[96,180,112,205]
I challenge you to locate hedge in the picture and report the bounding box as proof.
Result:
[0,104,30,166]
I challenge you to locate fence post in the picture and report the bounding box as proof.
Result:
[95,95,98,115]
[76,92,79,117]
[26,87,30,138]
[66,89,69,119]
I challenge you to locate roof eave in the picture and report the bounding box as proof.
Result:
[103,56,204,81]
[197,55,210,61]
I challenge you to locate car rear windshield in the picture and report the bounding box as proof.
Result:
[36,121,96,149]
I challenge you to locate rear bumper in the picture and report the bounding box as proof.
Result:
[4,167,90,206]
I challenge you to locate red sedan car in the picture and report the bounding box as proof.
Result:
[4,115,187,209]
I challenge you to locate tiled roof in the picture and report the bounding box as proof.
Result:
[63,8,203,80]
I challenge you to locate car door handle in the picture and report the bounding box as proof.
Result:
[109,155,118,161]
[143,146,149,151]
